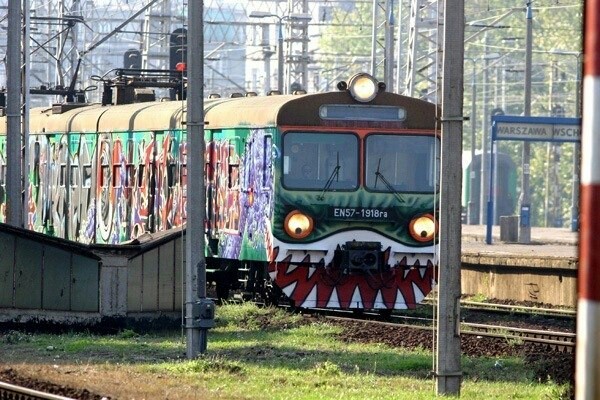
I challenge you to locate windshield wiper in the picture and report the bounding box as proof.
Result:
[374,158,405,203]
[317,152,341,200]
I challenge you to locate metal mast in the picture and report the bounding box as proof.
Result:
[141,0,174,71]
[286,0,310,92]
[405,0,443,102]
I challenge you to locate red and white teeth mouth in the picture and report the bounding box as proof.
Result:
[283,284,429,309]
[269,253,436,310]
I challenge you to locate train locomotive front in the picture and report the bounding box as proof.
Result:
[206,73,440,310]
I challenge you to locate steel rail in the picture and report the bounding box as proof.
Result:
[0,380,75,400]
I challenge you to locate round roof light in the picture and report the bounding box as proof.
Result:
[348,73,379,102]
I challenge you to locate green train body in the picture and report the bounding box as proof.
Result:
[0,73,440,310]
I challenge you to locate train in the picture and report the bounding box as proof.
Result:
[0,72,439,311]
[462,152,518,224]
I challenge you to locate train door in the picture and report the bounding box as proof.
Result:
[74,134,95,243]
[96,134,113,243]
[129,131,154,238]
[154,130,179,231]
[27,135,50,234]
[50,134,69,238]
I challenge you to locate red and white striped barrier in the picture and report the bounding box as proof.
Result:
[577,2,600,398]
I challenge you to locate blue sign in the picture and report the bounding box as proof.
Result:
[492,115,581,143]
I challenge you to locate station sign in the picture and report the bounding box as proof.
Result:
[492,115,581,143]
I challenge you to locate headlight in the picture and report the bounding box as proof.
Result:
[409,214,437,242]
[284,210,314,239]
[348,73,379,102]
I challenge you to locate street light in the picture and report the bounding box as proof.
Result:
[249,11,312,94]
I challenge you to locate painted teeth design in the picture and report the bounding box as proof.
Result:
[326,288,341,308]
[301,285,318,308]
[394,289,408,309]
[412,282,425,304]
[374,290,385,309]
[350,286,364,309]
[282,282,297,298]
[271,251,436,310]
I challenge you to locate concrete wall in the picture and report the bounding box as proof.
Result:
[461,256,577,307]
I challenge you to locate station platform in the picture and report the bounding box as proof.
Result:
[457,225,578,307]
[461,224,578,261]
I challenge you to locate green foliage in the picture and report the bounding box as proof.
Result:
[215,301,303,331]
[316,2,373,86]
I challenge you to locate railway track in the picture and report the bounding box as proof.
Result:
[319,313,576,353]
[0,380,75,400]
[460,322,576,353]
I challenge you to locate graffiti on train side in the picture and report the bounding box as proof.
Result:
[0,128,274,252]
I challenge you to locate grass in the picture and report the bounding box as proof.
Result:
[0,303,571,399]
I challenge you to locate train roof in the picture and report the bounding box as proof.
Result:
[204,91,438,130]
[0,90,438,135]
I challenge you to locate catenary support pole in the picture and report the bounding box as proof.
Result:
[518,1,533,243]
[436,0,464,395]
[186,0,214,358]
[576,1,600,398]
[6,0,22,227]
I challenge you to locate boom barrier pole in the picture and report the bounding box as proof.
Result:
[576,1,600,398]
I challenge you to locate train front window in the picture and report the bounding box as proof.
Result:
[365,134,439,193]
[282,132,358,190]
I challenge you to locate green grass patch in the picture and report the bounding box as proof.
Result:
[0,303,571,399]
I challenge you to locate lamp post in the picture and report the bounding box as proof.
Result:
[249,11,311,94]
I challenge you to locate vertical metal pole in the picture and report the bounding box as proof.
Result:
[371,0,378,78]
[576,1,600,397]
[468,59,478,224]
[261,23,272,93]
[22,0,30,230]
[384,0,395,90]
[395,0,405,94]
[6,0,22,227]
[277,19,284,93]
[479,34,490,226]
[436,0,463,395]
[518,1,533,243]
[186,0,212,358]
[571,54,582,232]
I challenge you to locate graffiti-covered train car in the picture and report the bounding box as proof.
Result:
[0,73,439,310]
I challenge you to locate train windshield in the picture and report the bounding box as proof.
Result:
[365,134,439,193]
[282,132,358,190]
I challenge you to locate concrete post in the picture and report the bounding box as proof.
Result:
[436,0,464,395]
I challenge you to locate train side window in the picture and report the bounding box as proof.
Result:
[60,164,67,187]
[70,165,79,187]
[32,142,40,187]
[0,163,5,185]
[263,135,272,187]
[168,163,176,187]
[112,165,122,188]
[243,141,252,189]
[137,164,145,187]
[82,165,92,188]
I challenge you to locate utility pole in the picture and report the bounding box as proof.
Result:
[479,33,490,226]
[518,1,533,243]
[436,0,463,395]
[186,0,215,358]
[6,0,23,227]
